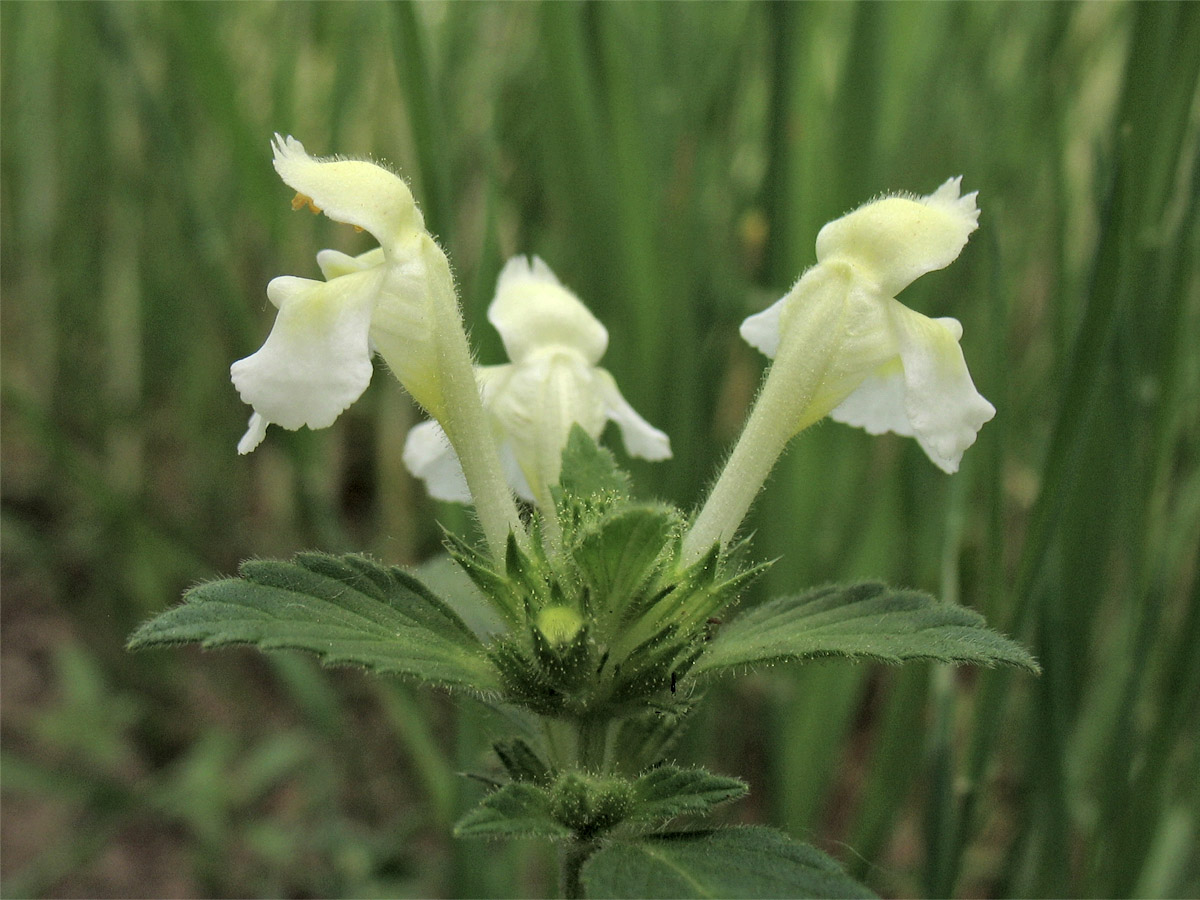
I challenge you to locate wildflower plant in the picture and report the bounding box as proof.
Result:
[129,137,1038,899]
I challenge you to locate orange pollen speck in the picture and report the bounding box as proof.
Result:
[291,192,322,215]
[354,225,364,233]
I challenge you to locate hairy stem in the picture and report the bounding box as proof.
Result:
[576,717,609,772]
[560,838,597,900]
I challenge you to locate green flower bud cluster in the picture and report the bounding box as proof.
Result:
[455,736,748,845]
[550,773,634,839]
[447,429,766,724]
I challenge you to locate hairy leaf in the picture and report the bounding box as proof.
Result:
[574,506,679,618]
[559,425,631,499]
[128,553,500,692]
[454,782,572,840]
[581,826,875,898]
[630,766,747,822]
[696,582,1039,677]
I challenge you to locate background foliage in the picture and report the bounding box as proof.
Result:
[2,2,1197,897]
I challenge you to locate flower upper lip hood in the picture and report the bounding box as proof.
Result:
[404,255,671,507]
[270,135,425,254]
[814,177,981,298]
[489,255,609,367]
[739,176,994,474]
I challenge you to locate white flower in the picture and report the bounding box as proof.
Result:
[740,177,994,473]
[404,256,671,506]
[231,135,457,454]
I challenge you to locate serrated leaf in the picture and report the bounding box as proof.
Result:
[695,582,1040,677]
[453,782,572,840]
[581,826,876,899]
[412,551,508,637]
[574,506,679,618]
[494,738,554,786]
[612,710,691,776]
[128,553,501,693]
[630,766,747,822]
[556,424,631,505]
[438,530,522,628]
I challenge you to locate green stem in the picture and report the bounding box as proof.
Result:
[576,717,608,772]
[559,719,608,898]
[560,838,596,900]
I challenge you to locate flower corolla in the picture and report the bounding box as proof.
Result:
[404,256,671,506]
[740,177,995,473]
[231,135,456,454]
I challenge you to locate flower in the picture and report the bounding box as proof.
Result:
[739,177,994,473]
[685,177,992,559]
[404,256,671,506]
[231,134,459,454]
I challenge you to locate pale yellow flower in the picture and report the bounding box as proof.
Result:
[686,177,992,559]
[740,177,994,473]
[232,135,455,453]
[404,256,671,507]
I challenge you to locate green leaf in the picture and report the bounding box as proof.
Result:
[630,766,747,822]
[556,424,631,506]
[581,826,875,899]
[695,582,1040,677]
[425,539,515,633]
[612,710,691,776]
[573,506,680,618]
[128,552,501,693]
[493,738,554,786]
[453,782,572,840]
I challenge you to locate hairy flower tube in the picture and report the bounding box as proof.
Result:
[403,256,672,509]
[685,178,994,559]
[230,135,522,560]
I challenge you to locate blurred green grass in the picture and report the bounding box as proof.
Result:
[1,2,1197,897]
